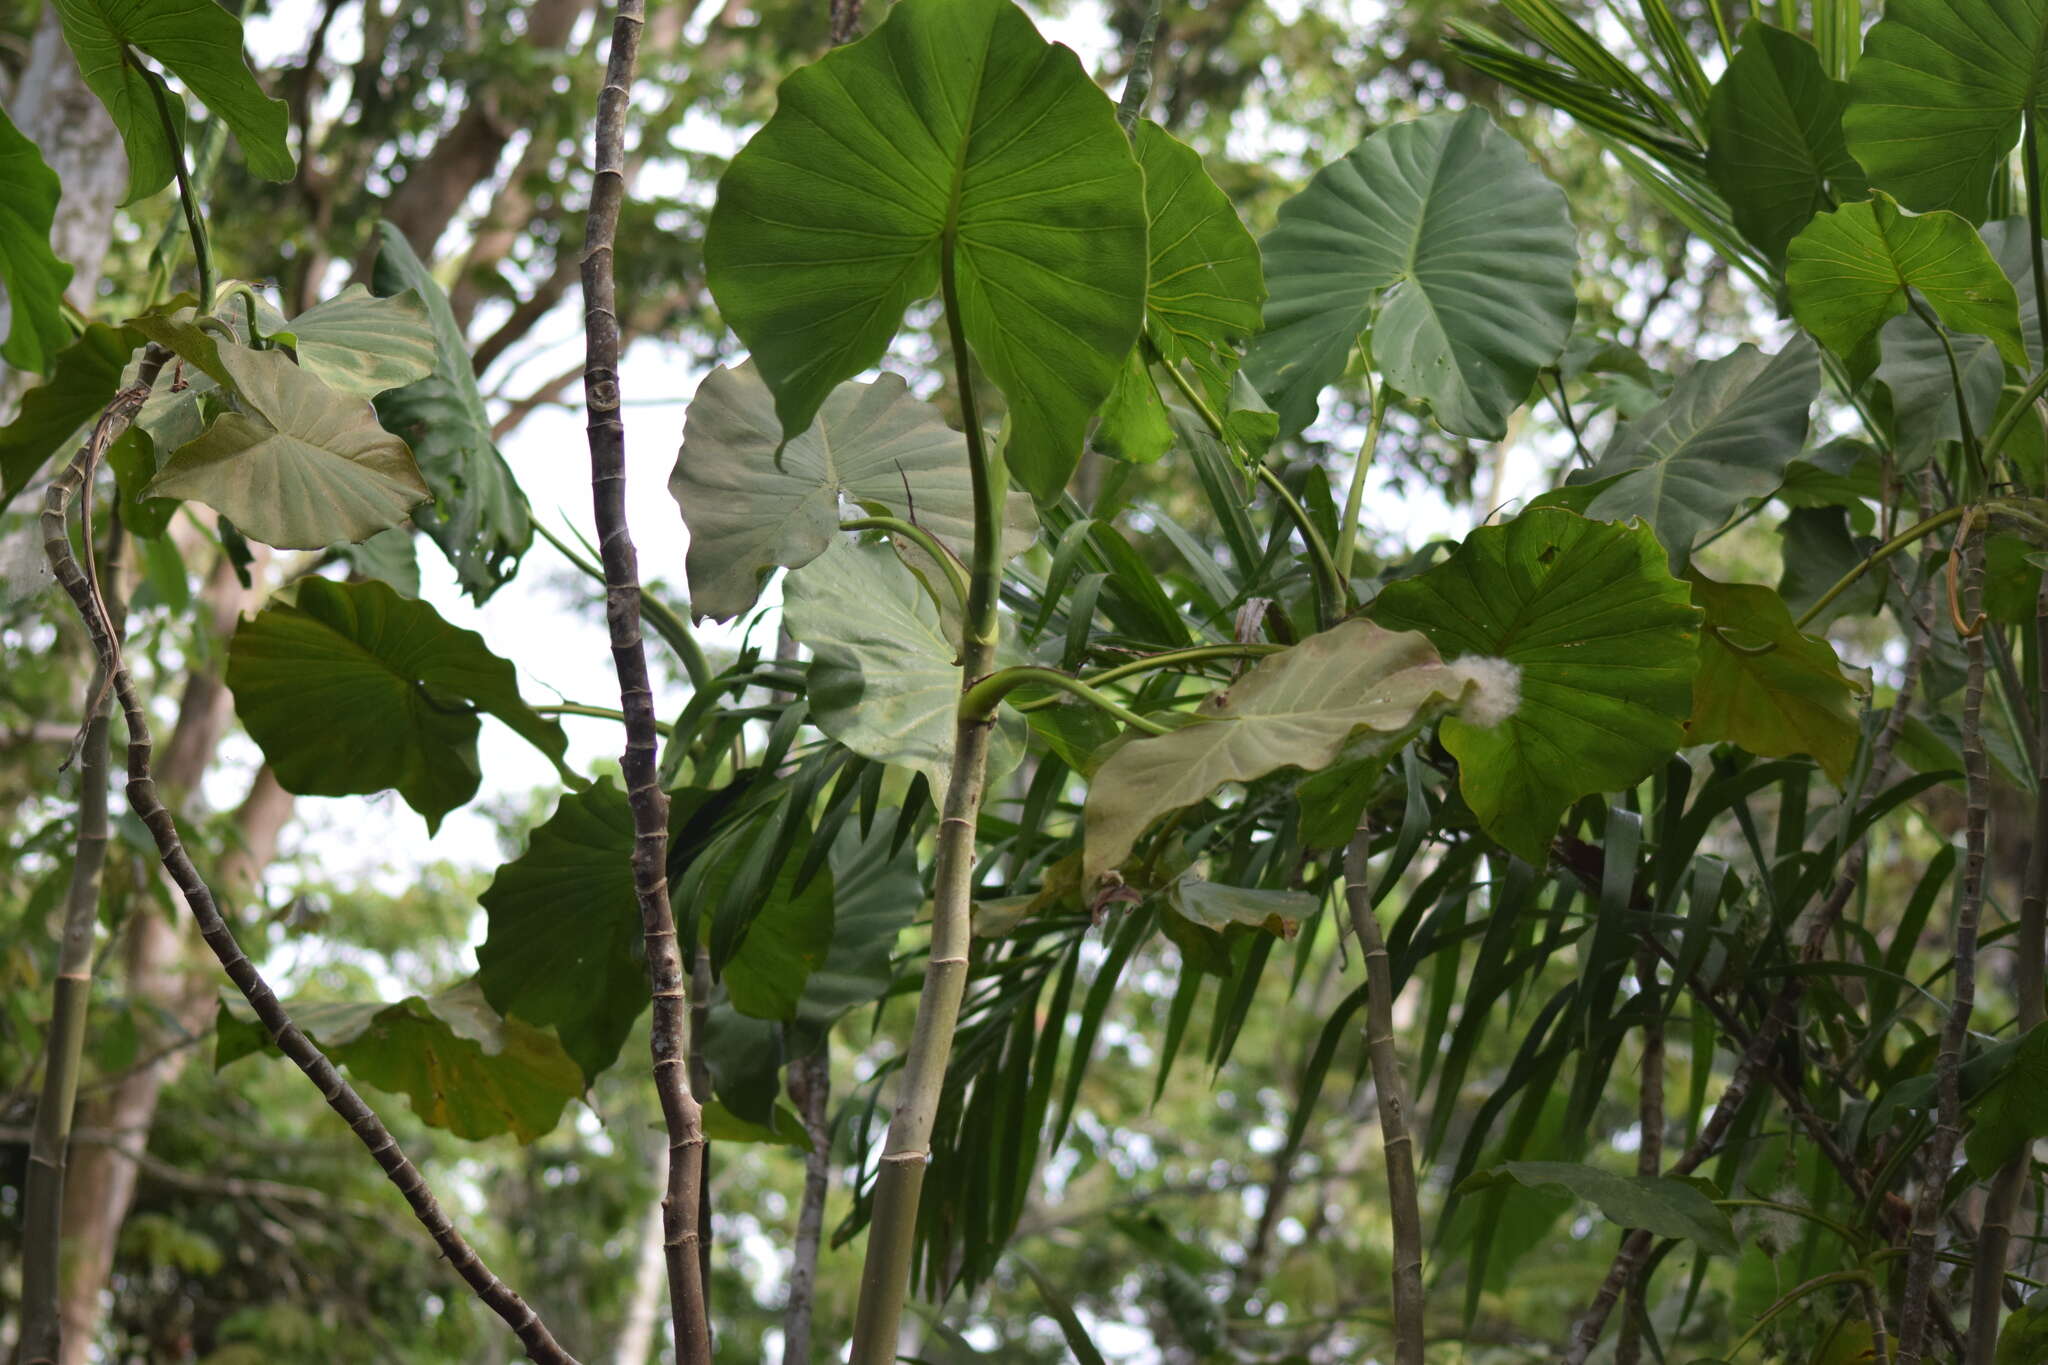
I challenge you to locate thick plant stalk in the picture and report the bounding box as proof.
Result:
[1343,830,1425,1365]
[1899,531,1990,1364]
[41,376,578,1365]
[847,230,1007,1365]
[18,515,125,1365]
[1969,581,2048,1358]
[783,1049,833,1365]
[578,3,711,1361]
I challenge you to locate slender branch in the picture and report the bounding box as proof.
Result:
[1898,528,1989,1363]
[1013,643,1282,710]
[847,210,1007,1365]
[1344,828,1424,1365]
[960,665,1172,735]
[1971,579,2048,1360]
[579,5,710,1360]
[532,702,674,734]
[1794,505,1969,630]
[534,519,712,691]
[18,507,125,1365]
[1335,380,1388,584]
[40,369,579,1363]
[783,1048,833,1365]
[2026,110,2048,371]
[1614,943,1665,1365]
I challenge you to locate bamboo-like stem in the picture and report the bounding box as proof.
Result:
[1898,529,1989,1364]
[17,510,126,1365]
[578,4,710,1360]
[40,370,579,1364]
[847,219,1007,1365]
[783,1048,833,1365]
[1969,579,2048,1359]
[1335,380,1387,584]
[1343,828,1424,1365]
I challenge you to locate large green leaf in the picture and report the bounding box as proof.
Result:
[670,361,1036,622]
[793,824,921,1036]
[1842,0,2048,222]
[1687,573,1865,785]
[1573,339,1818,567]
[50,0,292,203]
[215,981,582,1143]
[0,106,72,373]
[0,323,142,506]
[226,577,570,832]
[1083,620,1480,883]
[476,781,645,1084]
[144,344,430,549]
[782,537,1023,793]
[1705,23,1866,263]
[1245,109,1577,440]
[708,824,835,1022]
[702,0,1147,500]
[1459,1161,1739,1257]
[281,285,437,398]
[1966,1022,2048,1176]
[1371,509,1701,863]
[2000,1290,2048,1365]
[370,221,532,601]
[1787,194,2028,374]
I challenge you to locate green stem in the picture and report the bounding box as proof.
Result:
[1792,505,1969,631]
[1726,1272,1879,1360]
[1114,0,1163,132]
[1012,643,1283,711]
[1713,1199,1863,1250]
[1335,380,1388,584]
[1154,346,1346,624]
[1983,366,2048,473]
[534,519,711,690]
[960,666,1171,735]
[533,702,674,735]
[848,225,1004,1365]
[841,516,970,616]
[2026,109,2048,379]
[141,62,213,306]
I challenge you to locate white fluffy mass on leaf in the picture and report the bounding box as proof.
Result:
[1448,656,1522,728]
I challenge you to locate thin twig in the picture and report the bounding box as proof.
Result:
[578,3,711,1360]
[39,360,580,1365]
[1614,943,1664,1365]
[783,1049,833,1365]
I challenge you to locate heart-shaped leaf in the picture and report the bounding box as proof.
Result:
[1787,193,2027,374]
[1687,573,1866,785]
[782,537,1023,794]
[1246,108,1578,440]
[215,981,581,1143]
[1372,509,1702,863]
[0,106,73,373]
[703,0,1147,500]
[1843,0,2048,222]
[226,577,570,832]
[670,362,1036,622]
[145,344,430,549]
[284,285,437,398]
[371,221,532,600]
[1705,22,1866,263]
[50,0,292,203]
[1574,338,1818,567]
[1083,619,1480,883]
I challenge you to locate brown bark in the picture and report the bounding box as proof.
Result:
[53,552,289,1365]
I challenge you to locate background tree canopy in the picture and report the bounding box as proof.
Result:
[3,0,2046,1362]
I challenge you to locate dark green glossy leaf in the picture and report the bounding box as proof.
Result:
[714,824,835,1022]
[794,823,921,1034]
[1843,0,2048,222]
[226,577,570,832]
[145,344,430,549]
[215,981,581,1143]
[1460,1160,1738,1256]
[50,0,292,202]
[1704,23,1864,263]
[0,106,72,373]
[0,322,141,507]
[1247,109,1577,439]
[1967,1022,2048,1175]
[703,0,1147,499]
[1372,510,1701,862]
[1575,339,1818,567]
[371,221,532,600]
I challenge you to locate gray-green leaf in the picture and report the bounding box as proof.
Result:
[285,285,437,398]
